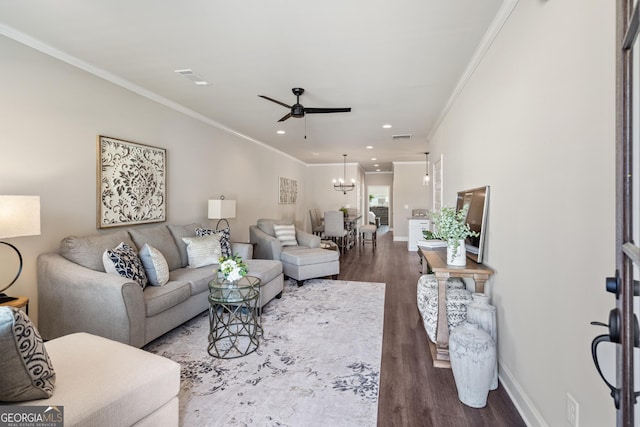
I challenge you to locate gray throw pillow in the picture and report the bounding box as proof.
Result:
[0,307,56,402]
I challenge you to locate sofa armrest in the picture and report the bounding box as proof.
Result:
[249,225,283,260]
[296,230,321,248]
[37,253,146,347]
[231,242,253,259]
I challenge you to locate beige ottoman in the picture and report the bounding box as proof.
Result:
[280,247,340,286]
[15,332,180,427]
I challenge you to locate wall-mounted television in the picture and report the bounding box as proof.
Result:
[455,186,490,264]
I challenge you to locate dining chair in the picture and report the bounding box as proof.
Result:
[309,209,324,236]
[323,210,348,254]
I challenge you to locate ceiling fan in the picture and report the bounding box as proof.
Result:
[259,87,351,122]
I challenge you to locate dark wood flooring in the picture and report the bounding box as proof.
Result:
[337,228,525,427]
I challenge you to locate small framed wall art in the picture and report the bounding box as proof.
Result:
[278,176,297,204]
[97,135,166,228]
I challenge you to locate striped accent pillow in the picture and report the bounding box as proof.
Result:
[273,224,298,246]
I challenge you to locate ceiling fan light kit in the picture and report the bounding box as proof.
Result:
[259,87,351,122]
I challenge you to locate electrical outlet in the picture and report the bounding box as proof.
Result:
[567,393,579,427]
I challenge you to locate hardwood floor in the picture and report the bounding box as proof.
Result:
[337,228,525,427]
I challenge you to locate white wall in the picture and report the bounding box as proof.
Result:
[391,161,430,241]
[305,162,362,231]
[0,34,307,324]
[429,1,616,426]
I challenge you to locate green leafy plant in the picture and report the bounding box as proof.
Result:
[218,253,248,282]
[369,194,374,202]
[430,206,479,262]
[339,207,349,217]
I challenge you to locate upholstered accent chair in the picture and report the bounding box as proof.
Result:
[249,219,339,286]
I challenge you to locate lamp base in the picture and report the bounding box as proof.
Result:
[0,293,17,304]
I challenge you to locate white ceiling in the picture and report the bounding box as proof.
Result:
[0,0,506,172]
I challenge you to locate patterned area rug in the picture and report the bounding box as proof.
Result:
[144,279,385,427]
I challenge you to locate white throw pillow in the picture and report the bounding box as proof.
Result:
[273,224,298,246]
[181,234,222,268]
[138,244,170,286]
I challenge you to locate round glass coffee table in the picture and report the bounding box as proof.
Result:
[208,275,261,359]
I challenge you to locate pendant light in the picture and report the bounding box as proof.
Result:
[333,154,355,194]
[422,152,430,185]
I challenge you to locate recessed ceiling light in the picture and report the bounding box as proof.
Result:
[374,164,379,167]
[382,124,392,129]
[174,69,210,86]
[371,157,377,161]
[376,169,381,172]
[277,130,285,134]
[366,146,373,149]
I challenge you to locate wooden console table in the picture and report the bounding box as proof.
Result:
[419,247,494,368]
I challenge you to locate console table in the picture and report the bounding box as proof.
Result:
[418,247,494,368]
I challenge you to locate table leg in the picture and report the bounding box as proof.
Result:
[473,274,490,294]
[432,272,451,368]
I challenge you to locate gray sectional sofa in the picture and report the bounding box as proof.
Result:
[37,223,284,348]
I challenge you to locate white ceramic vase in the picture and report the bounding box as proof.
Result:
[446,239,466,266]
[449,322,496,408]
[466,293,498,390]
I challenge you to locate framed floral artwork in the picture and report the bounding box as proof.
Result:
[97,135,166,228]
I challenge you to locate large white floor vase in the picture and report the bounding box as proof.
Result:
[449,322,496,408]
[466,293,498,390]
[446,239,466,266]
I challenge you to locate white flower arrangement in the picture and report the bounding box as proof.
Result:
[218,254,248,282]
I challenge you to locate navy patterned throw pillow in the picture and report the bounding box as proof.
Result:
[195,227,232,258]
[0,307,56,402]
[103,242,149,289]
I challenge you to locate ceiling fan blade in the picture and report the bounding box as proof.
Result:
[304,107,352,114]
[258,95,291,109]
[278,112,292,122]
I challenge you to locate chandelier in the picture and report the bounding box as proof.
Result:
[333,154,355,194]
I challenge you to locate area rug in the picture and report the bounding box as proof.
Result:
[144,279,386,427]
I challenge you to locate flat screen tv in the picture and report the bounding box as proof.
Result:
[455,186,490,264]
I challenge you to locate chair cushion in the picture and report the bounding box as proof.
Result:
[139,244,170,286]
[167,223,202,268]
[181,234,222,268]
[0,307,56,402]
[103,242,149,289]
[273,224,298,246]
[60,230,135,272]
[281,247,339,266]
[129,225,182,271]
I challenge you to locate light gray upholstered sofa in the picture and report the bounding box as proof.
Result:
[250,218,339,286]
[37,223,284,347]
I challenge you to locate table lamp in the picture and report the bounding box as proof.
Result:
[0,195,41,303]
[208,197,236,232]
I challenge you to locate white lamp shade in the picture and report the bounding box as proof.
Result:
[208,199,236,219]
[0,195,41,239]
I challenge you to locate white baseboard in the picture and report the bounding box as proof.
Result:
[498,357,548,427]
[393,236,408,242]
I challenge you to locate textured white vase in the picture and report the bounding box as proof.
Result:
[446,239,466,266]
[449,322,496,408]
[466,293,498,390]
